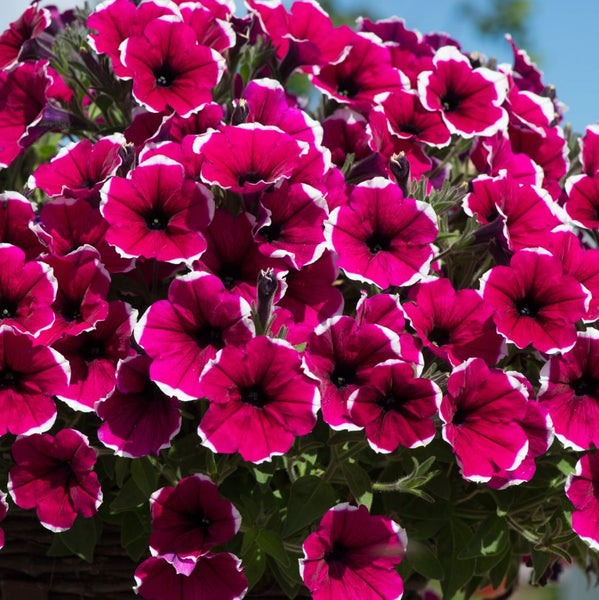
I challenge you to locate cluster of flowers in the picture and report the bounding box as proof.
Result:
[0,0,598,598]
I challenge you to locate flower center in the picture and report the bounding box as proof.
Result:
[238,171,263,186]
[331,363,356,389]
[0,368,19,389]
[515,296,542,318]
[452,406,469,426]
[337,77,360,99]
[324,542,348,564]
[218,263,242,290]
[441,89,462,112]
[154,64,177,88]
[240,385,269,408]
[259,222,282,243]
[365,231,391,254]
[188,508,212,531]
[428,326,451,347]
[377,393,407,413]
[79,338,106,362]
[145,210,169,231]
[0,299,18,319]
[60,298,82,322]
[400,123,421,136]
[571,375,599,398]
[194,324,224,349]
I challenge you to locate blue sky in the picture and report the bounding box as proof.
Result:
[2,0,598,133]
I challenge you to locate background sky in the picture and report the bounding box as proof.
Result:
[1,0,598,133]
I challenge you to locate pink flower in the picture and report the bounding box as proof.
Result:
[100,156,214,264]
[566,452,599,551]
[0,326,69,436]
[8,429,102,532]
[299,503,407,600]
[480,248,589,354]
[326,177,437,289]
[439,358,533,482]
[96,355,181,458]
[197,336,320,463]
[418,45,508,138]
[134,553,247,600]
[0,491,7,549]
[149,474,241,561]
[0,192,45,260]
[121,18,225,117]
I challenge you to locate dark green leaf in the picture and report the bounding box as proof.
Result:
[530,549,552,583]
[53,516,100,563]
[131,456,159,497]
[282,476,336,538]
[257,529,290,567]
[268,557,301,599]
[438,518,475,599]
[121,510,151,562]
[405,539,444,580]
[242,546,266,589]
[460,516,509,558]
[341,461,372,509]
[110,477,147,513]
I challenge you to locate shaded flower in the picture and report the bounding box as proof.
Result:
[299,503,407,600]
[96,355,181,458]
[0,192,45,261]
[8,429,102,532]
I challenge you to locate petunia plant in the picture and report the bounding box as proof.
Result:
[0,1,598,599]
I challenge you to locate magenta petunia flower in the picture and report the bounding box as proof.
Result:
[254,182,329,269]
[135,272,254,401]
[565,452,599,551]
[8,429,102,532]
[87,0,179,77]
[179,2,235,54]
[579,123,599,176]
[322,109,372,168]
[311,30,405,110]
[195,123,308,194]
[0,3,51,69]
[0,490,7,549]
[326,177,438,289]
[304,315,405,430]
[28,134,124,201]
[463,173,562,251]
[0,192,45,261]
[0,326,69,436]
[404,277,504,367]
[156,102,223,143]
[348,362,441,453]
[505,34,544,94]
[100,156,214,264]
[194,208,288,305]
[379,89,451,148]
[37,197,134,273]
[197,336,320,463]
[37,247,110,345]
[538,328,599,451]
[96,355,181,458]
[299,503,407,600]
[149,473,241,562]
[417,45,508,138]
[0,244,57,338]
[480,248,589,354]
[241,77,323,145]
[564,174,599,229]
[121,17,225,117]
[54,300,137,412]
[134,553,247,600]
[439,358,531,482]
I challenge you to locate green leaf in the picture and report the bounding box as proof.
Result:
[131,456,160,497]
[52,516,100,563]
[257,529,290,567]
[460,516,509,559]
[438,519,475,599]
[341,461,372,509]
[489,549,514,589]
[110,477,147,513]
[242,546,266,589]
[405,539,444,580]
[282,476,336,538]
[114,456,130,487]
[268,557,301,599]
[530,549,552,583]
[121,510,151,562]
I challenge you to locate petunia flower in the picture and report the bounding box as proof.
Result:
[0,192,45,261]
[149,474,241,562]
[480,248,589,354]
[197,336,320,463]
[299,503,407,600]
[325,177,437,289]
[8,429,102,532]
[565,452,599,551]
[0,326,69,436]
[96,355,181,458]
[134,553,247,600]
